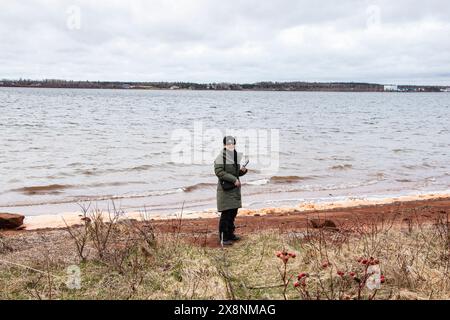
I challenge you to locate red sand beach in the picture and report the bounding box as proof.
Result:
[3,193,450,248]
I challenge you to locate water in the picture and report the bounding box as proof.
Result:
[1,87,449,216]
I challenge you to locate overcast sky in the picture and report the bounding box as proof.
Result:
[1,0,449,84]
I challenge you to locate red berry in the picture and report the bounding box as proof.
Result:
[349,272,356,277]
[337,271,345,276]
[298,273,307,280]
[361,259,368,265]
[380,275,386,283]
[322,262,329,268]
[294,281,300,288]
[289,253,296,258]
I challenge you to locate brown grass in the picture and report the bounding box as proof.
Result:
[0,203,448,300]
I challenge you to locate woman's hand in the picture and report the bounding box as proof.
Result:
[234,180,241,187]
[240,167,248,174]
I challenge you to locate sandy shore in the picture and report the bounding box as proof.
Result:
[20,191,450,231]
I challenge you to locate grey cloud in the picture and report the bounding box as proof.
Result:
[0,0,449,84]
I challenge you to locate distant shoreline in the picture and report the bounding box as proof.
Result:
[1,80,449,92]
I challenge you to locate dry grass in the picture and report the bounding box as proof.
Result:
[0,205,448,300]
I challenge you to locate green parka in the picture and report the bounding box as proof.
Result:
[214,149,247,212]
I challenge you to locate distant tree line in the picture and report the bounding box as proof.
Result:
[0,79,446,92]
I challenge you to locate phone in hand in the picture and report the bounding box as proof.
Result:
[242,159,249,168]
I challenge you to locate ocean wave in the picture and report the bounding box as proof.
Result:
[246,179,270,186]
[128,164,155,172]
[330,164,353,170]
[9,181,148,195]
[242,179,381,196]
[331,156,354,161]
[245,175,316,186]
[396,179,412,183]
[392,148,416,154]
[402,164,421,170]
[110,188,185,199]
[77,164,157,176]
[1,187,186,207]
[182,182,216,192]
[87,181,147,188]
[401,163,438,170]
[12,184,74,195]
[245,189,450,209]
[281,179,380,193]
[269,175,315,183]
[181,175,318,190]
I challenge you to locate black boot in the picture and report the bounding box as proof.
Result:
[230,209,240,241]
[230,234,241,241]
[219,209,234,243]
[221,239,234,246]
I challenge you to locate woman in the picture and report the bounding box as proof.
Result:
[214,136,248,245]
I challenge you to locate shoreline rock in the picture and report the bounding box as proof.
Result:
[0,213,25,230]
[309,219,338,230]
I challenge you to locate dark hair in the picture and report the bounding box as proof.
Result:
[223,136,236,145]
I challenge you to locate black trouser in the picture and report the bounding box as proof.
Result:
[219,208,238,241]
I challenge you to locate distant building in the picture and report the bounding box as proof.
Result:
[384,85,398,91]
[440,88,450,92]
[170,85,180,90]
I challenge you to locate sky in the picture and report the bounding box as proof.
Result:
[1,0,449,85]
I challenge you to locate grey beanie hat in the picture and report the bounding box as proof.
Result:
[223,136,236,145]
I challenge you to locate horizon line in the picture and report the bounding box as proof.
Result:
[1,78,449,87]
